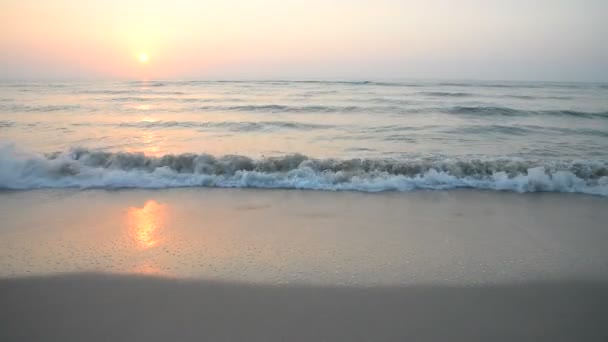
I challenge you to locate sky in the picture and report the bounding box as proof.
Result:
[1,0,607,81]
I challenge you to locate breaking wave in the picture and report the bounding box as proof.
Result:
[1,145,606,196]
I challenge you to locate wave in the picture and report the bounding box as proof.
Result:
[110,96,243,103]
[543,110,608,119]
[446,106,608,119]
[195,104,399,113]
[127,81,166,87]
[104,102,603,117]
[209,80,401,86]
[269,80,376,86]
[111,96,160,102]
[76,89,133,95]
[114,120,333,131]
[0,120,14,128]
[418,92,473,97]
[88,79,598,89]
[76,90,185,95]
[0,104,85,112]
[437,82,586,89]
[447,106,524,116]
[445,125,531,136]
[504,95,572,100]
[442,125,608,138]
[1,145,606,196]
[123,80,424,88]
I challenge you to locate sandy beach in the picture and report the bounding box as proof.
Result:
[1,189,608,341]
[2,273,607,342]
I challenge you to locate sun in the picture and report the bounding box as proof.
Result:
[138,53,149,63]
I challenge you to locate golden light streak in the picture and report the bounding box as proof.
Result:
[127,200,166,249]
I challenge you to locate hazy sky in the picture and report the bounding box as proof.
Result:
[1,0,607,81]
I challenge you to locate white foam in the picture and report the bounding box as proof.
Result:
[1,144,607,196]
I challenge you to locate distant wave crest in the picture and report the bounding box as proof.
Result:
[196,104,389,113]
[114,120,334,131]
[0,104,84,112]
[418,91,473,97]
[447,106,608,119]
[1,145,607,196]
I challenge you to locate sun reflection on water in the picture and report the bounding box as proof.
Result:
[127,200,166,249]
[134,104,151,110]
[127,130,164,156]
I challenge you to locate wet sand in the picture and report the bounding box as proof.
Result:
[1,188,608,340]
[1,273,607,342]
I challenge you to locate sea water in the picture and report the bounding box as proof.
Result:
[1,79,607,195]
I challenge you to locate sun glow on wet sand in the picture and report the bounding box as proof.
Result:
[128,200,165,249]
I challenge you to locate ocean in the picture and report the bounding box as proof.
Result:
[1,79,607,195]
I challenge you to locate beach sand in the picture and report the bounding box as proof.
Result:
[1,189,607,341]
[2,273,607,342]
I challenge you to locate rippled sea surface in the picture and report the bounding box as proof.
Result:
[1,80,607,195]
